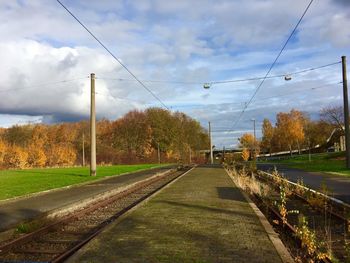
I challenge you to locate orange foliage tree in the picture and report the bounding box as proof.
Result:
[27,144,47,167]
[241,148,250,161]
[272,109,307,153]
[3,145,28,169]
[46,144,76,167]
[261,118,274,154]
[0,108,209,168]
[0,140,7,167]
[239,133,259,158]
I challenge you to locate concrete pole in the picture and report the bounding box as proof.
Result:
[209,121,213,164]
[342,56,350,169]
[157,142,160,164]
[82,133,85,167]
[90,73,97,176]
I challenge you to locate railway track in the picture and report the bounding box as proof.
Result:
[0,167,193,263]
[257,170,350,223]
[252,170,349,262]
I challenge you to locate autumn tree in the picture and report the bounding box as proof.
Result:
[112,110,152,162]
[239,133,259,158]
[71,121,90,165]
[27,145,47,167]
[46,144,76,167]
[0,108,209,167]
[0,140,7,167]
[26,125,48,167]
[143,108,208,162]
[145,108,177,157]
[3,124,33,147]
[3,145,28,169]
[261,119,274,154]
[180,113,209,162]
[241,148,250,161]
[272,109,306,153]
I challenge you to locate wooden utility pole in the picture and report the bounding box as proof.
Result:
[342,56,350,169]
[82,133,85,167]
[90,73,97,176]
[189,147,192,164]
[209,121,213,164]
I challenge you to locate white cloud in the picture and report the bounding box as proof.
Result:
[0,39,134,121]
[0,0,348,147]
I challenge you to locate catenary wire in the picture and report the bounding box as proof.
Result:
[209,61,340,85]
[169,81,342,110]
[96,61,340,86]
[230,0,314,130]
[56,0,169,110]
[210,81,342,133]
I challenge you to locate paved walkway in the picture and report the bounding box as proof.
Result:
[258,163,350,203]
[0,166,172,232]
[68,165,288,263]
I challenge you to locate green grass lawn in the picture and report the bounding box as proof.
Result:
[0,164,165,201]
[264,152,350,176]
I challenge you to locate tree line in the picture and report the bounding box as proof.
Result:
[0,108,209,169]
[239,106,343,157]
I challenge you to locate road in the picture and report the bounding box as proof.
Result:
[257,163,350,204]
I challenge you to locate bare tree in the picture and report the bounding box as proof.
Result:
[320,106,344,132]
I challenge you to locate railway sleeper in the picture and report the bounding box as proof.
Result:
[38,239,78,245]
[13,248,62,255]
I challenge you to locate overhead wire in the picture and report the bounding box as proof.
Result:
[169,81,342,110]
[96,61,340,86]
[210,81,342,133]
[230,0,315,130]
[96,77,202,85]
[209,61,340,85]
[56,0,170,110]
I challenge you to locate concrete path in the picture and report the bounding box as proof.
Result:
[258,163,350,203]
[68,165,289,263]
[0,166,172,232]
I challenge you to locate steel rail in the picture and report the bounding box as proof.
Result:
[256,171,350,223]
[253,193,333,263]
[259,170,350,209]
[0,167,193,263]
[52,167,194,263]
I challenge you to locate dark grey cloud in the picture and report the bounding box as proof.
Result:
[333,0,350,7]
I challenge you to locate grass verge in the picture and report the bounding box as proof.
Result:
[0,164,166,200]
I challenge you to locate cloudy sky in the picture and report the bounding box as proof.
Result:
[0,0,349,148]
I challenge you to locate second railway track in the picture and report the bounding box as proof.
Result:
[0,166,193,263]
